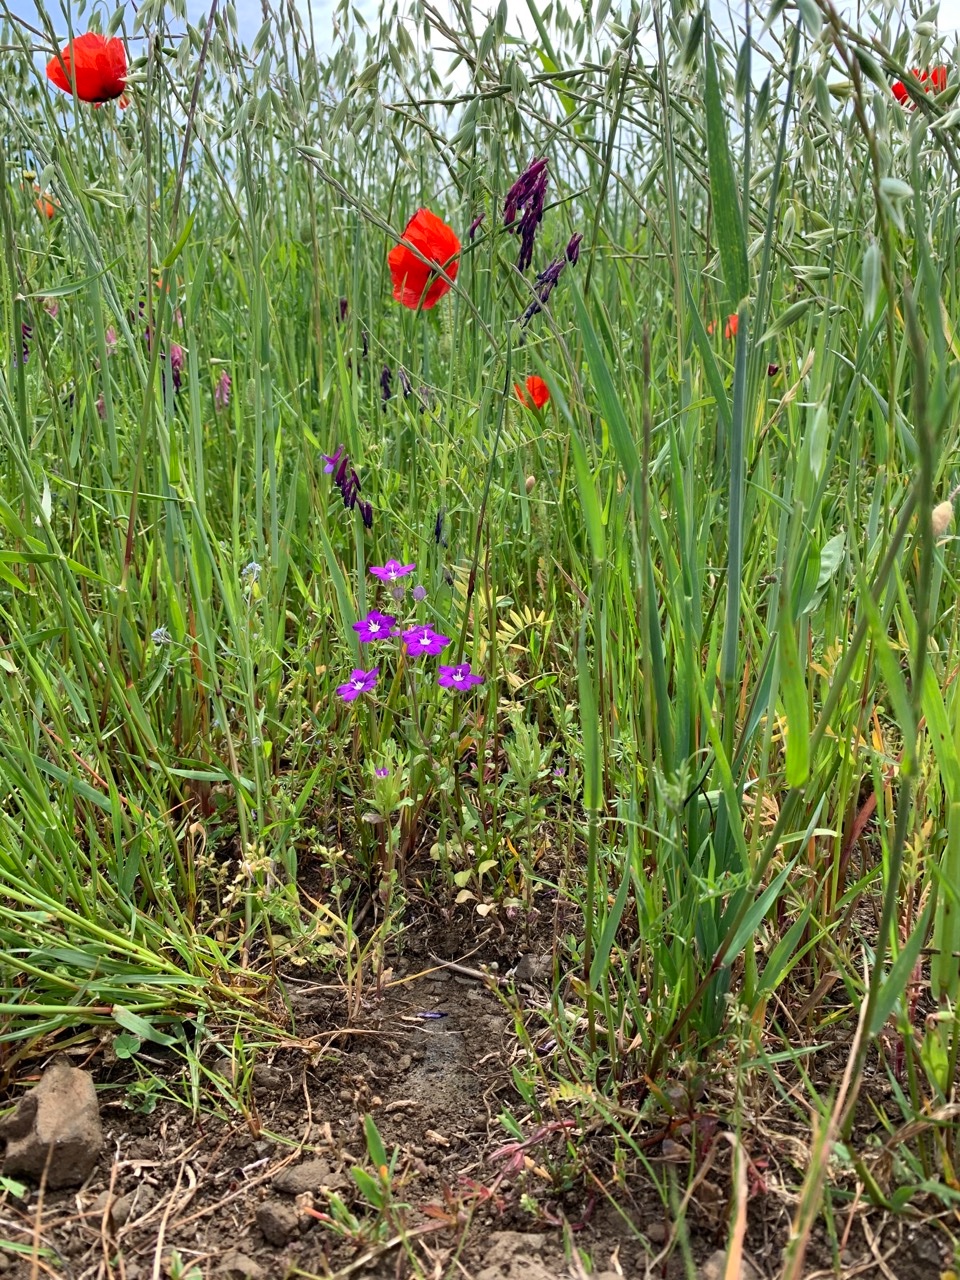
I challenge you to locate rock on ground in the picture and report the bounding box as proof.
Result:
[255,1198,299,1246]
[474,1231,557,1280]
[0,1056,103,1189]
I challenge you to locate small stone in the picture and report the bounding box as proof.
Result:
[91,1190,134,1227]
[0,1057,103,1189]
[218,1251,265,1279]
[698,1251,759,1280]
[644,1221,668,1244]
[255,1199,299,1246]
[252,1065,285,1094]
[273,1158,336,1196]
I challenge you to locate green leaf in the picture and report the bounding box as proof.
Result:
[704,25,749,303]
[868,898,933,1037]
[161,210,197,269]
[112,1006,177,1047]
[590,853,632,990]
[779,614,810,787]
[571,286,639,500]
[363,1113,388,1170]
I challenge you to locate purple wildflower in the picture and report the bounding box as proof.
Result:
[370,560,415,582]
[353,610,397,643]
[322,444,345,474]
[17,322,32,365]
[437,662,484,691]
[504,158,548,273]
[412,584,427,603]
[375,766,390,777]
[381,365,392,404]
[360,500,374,530]
[169,343,184,392]
[401,625,451,658]
[336,667,379,702]
[520,255,565,327]
[566,233,583,265]
[434,508,447,547]
[468,213,485,240]
[339,297,349,323]
[214,371,231,410]
[105,326,118,355]
[43,298,59,318]
[341,468,361,510]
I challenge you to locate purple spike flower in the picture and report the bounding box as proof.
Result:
[566,233,583,265]
[339,297,349,323]
[434,508,448,548]
[169,343,184,392]
[401,625,451,658]
[360,500,374,529]
[214,371,231,409]
[438,662,484,692]
[504,158,548,273]
[17,322,32,366]
[353,610,397,643]
[520,255,565,327]
[336,667,379,702]
[381,365,392,404]
[468,212,485,240]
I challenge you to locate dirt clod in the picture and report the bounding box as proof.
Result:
[217,1250,266,1279]
[0,1055,102,1189]
[698,1251,759,1280]
[474,1230,554,1280]
[272,1157,340,1195]
[255,1198,299,1246]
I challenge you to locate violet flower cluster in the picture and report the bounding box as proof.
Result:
[322,444,373,529]
[336,559,484,703]
[504,157,549,273]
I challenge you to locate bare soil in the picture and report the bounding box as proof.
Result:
[0,906,952,1280]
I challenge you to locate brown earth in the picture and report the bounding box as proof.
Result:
[0,906,953,1280]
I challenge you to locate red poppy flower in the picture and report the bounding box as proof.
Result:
[46,33,127,105]
[706,320,716,336]
[515,375,550,409]
[892,66,947,106]
[724,313,739,340]
[388,209,460,310]
[35,192,57,219]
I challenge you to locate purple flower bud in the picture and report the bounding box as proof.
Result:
[381,365,392,404]
[520,255,567,327]
[504,158,549,273]
[434,508,447,547]
[468,213,485,240]
[339,297,349,323]
[214,371,231,410]
[566,233,583,265]
[361,500,374,529]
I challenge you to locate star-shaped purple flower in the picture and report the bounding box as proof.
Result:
[370,559,416,582]
[401,625,451,658]
[438,662,484,691]
[336,667,379,702]
[353,610,397,643]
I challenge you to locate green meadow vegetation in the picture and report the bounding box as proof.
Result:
[3,0,960,1266]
